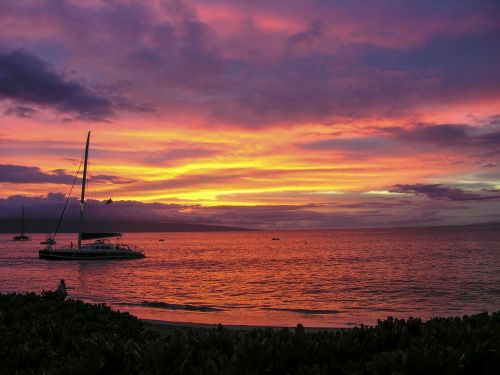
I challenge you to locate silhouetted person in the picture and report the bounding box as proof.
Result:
[57,279,67,299]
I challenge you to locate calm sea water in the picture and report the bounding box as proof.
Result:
[1,226,499,328]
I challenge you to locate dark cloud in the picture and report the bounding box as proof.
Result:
[4,105,36,118]
[393,123,500,155]
[285,20,323,54]
[0,164,74,184]
[0,164,134,185]
[332,199,415,209]
[1,191,498,229]
[486,114,500,126]
[0,194,195,224]
[298,122,500,156]
[394,124,470,145]
[299,137,392,151]
[0,1,499,126]
[0,194,415,229]
[0,50,113,121]
[390,184,500,202]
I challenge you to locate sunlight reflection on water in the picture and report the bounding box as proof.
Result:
[1,226,499,327]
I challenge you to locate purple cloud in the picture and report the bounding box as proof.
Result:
[0,164,134,185]
[0,164,75,184]
[4,105,36,118]
[1,1,499,127]
[394,124,470,145]
[0,50,113,121]
[390,183,500,202]
[297,122,500,157]
[1,191,499,230]
[299,137,393,151]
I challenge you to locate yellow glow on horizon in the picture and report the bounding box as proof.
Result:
[0,112,483,208]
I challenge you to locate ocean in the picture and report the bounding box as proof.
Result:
[1,225,499,328]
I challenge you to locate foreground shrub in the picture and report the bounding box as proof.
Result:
[0,293,499,374]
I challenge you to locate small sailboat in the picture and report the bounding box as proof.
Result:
[272,226,280,241]
[13,206,31,241]
[39,131,145,260]
[40,236,56,245]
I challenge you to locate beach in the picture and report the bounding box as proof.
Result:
[141,318,344,334]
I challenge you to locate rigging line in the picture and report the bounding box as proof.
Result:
[53,156,84,239]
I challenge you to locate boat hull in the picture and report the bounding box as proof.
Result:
[39,249,145,260]
[13,236,31,241]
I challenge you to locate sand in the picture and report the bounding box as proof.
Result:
[141,319,347,334]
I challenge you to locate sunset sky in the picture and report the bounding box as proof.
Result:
[1,0,500,229]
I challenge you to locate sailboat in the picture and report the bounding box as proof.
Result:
[272,226,280,241]
[40,236,56,245]
[39,131,145,260]
[13,206,31,241]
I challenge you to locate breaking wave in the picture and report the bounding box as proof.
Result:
[138,301,223,312]
[262,307,339,315]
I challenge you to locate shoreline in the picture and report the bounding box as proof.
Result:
[141,318,348,333]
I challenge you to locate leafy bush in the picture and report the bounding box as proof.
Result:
[0,293,499,374]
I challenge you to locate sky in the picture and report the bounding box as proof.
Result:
[1,0,500,229]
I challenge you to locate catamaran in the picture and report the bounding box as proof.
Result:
[13,206,31,241]
[39,131,145,260]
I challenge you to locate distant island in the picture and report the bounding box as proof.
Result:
[0,219,253,233]
[2,218,500,233]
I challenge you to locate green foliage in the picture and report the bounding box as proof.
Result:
[1,293,499,374]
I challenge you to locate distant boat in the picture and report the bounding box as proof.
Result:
[40,236,56,245]
[272,226,280,241]
[12,206,31,241]
[39,131,145,260]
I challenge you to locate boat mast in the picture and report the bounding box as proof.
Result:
[78,131,91,250]
[21,205,25,236]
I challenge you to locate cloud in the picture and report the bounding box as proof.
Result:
[285,20,323,54]
[0,164,134,185]
[394,124,470,145]
[4,105,36,118]
[390,183,500,202]
[1,1,499,127]
[0,164,75,184]
[0,50,113,121]
[145,147,221,165]
[0,194,413,229]
[393,123,500,156]
[297,122,500,157]
[113,172,245,193]
[299,137,393,152]
[1,191,499,229]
